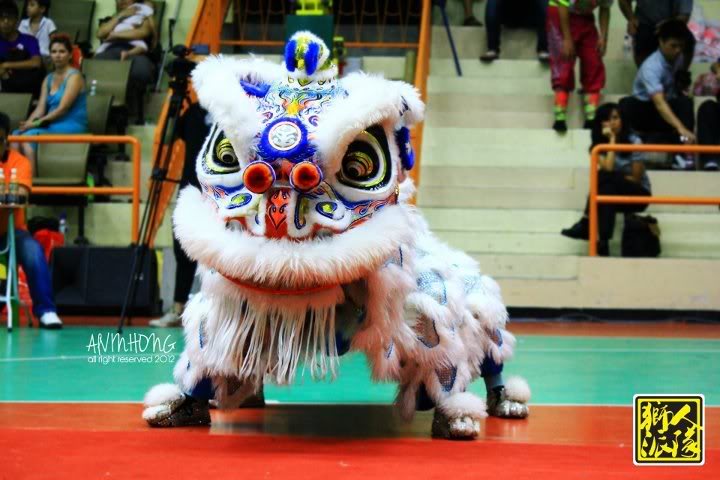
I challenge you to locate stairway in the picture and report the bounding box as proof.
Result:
[418,2,720,311]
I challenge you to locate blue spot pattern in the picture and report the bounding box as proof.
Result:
[436,366,457,392]
[384,247,404,268]
[417,270,447,305]
[385,340,394,359]
[416,317,440,348]
[463,274,483,294]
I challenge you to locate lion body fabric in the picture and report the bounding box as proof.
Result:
[173,190,513,419]
[143,31,526,434]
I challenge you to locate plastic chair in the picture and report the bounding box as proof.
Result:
[0,93,32,132]
[32,143,91,243]
[86,94,113,135]
[52,0,96,45]
[82,59,132,109]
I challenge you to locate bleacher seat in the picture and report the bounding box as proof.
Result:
[52,0,95,45]
[34,143,90,185]
[0,93,32,132]
[33,142,91,243]
[86,94,113,135]
[81,60,132,109]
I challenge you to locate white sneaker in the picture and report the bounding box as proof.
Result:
[149,311,182,328]
[39,312,63,329]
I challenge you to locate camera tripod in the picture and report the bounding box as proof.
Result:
[117,48,197,333]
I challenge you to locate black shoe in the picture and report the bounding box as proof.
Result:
[597,241,609,256]
[480,50,499,63]
[463,16,483,26]
[561,218,589,240]
[552,119,568,133]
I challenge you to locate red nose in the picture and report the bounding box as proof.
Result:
[243,161,275,194]
[289,161,323,192]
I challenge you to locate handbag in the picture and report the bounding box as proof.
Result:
[621,214,661,258]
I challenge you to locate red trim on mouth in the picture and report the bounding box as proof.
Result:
[222,273,339,296]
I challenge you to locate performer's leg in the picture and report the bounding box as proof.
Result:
[481,350,530,419]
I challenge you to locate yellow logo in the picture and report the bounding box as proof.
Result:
[634,394,704,466]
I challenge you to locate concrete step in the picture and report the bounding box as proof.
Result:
[431,26,630,61]
[496,256,720,310]
[471,253,580,280]
[416,184,720,213]
[422,207,720,237]
[435,227,720,259]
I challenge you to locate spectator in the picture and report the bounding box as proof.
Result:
[618,0,693,67]
[95,0,153,61]
[694,59,720,170]
[547,0,611,133]
[18,0,56,61]
[0,0,44,96]
[619,20,695,150]
[480,0,549,64]
[561,103,651,256]
[149,102,211,328]
[95,0,157,123]
[463,0,483,26]
[0,112,63,328]
[11,34,87,167]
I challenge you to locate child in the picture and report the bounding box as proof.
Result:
[18,0,56,59]
[547,0,611,133]
[96,0,154,61]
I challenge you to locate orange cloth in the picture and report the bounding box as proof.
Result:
[0,149,33,236]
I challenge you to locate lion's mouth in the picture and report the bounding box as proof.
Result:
[221,273,341,296]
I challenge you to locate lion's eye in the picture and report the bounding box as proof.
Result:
[203,132,241,174]
[343,152,375,180]
[216,139,238,166]
[337,126,391,190]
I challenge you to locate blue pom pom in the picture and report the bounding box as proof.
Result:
[284,40,297,72]
[304,42,320,75]
[395,127,414,171]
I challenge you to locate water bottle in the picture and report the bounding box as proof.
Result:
[89,79,97,97]
[623,34,633,61]
[59,212,68,244]
[7,168,18,205]
[0,169,5,205]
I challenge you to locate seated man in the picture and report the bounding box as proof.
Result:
[619,20,695,147]
[0,112,62,329]
[0,0,44,96]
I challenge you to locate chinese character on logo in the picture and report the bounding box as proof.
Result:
[634,394,704,466]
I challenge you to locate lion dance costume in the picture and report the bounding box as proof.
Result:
[143,32,530,439]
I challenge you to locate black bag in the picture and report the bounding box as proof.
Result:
[28,216,60,235]
[622,214,661,257]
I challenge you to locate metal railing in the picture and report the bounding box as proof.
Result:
[588,144,720,256]
[7,134,141,243]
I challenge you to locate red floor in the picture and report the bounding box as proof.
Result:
[1,404,717,479]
